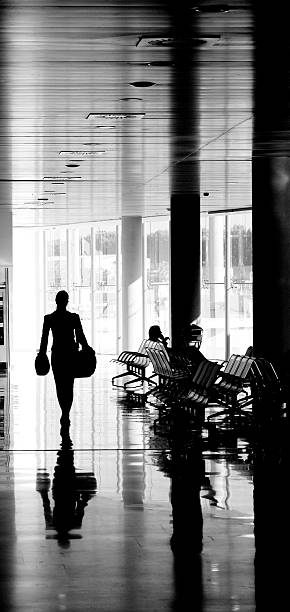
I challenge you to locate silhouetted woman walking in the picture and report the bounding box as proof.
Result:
[39,290,88,424]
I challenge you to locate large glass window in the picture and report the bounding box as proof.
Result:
[94,224,118,354]
[69,227,92,343]
[228,213,253,355]
[43,222,119,354]
[143,218,170,339]
[201,212,252,359]
[45,228,68,313]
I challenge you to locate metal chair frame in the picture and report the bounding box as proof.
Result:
[111,339,168,388]
[207,354,255,423]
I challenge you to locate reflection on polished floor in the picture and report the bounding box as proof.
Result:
[0,354,287,611]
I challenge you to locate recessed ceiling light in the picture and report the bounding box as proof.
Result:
[191,4,231,13]
[146,61,175,67]
[130,81,155,88]
[94,125,116,130]
[86,112,145,120]
[65,163,80,168]
[137,35,220,49]
[44,176,81,181]
[59,150,105,157]
[119,97,143,101]
[136,37,175,48]
[44,190,66,194]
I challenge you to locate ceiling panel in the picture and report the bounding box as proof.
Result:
[0,0,253,227]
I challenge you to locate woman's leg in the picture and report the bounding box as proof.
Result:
[58,376,74,422]
[52,354,75,422]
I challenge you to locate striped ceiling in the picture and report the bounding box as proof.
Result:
[0,1,253,227]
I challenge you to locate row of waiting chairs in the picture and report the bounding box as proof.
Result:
[111,339,284,431]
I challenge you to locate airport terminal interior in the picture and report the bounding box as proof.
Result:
[0,1,289,610]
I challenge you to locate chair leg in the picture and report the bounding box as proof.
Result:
[112,371,140,387]
[124,375,143,389]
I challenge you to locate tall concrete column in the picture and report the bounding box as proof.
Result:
[253,2,290,381]
[121,216,143,351]
[0,207,12,267]
[170,194,200,345]
[0,20,12,369]
[169,2,200,347]
[208,215,224,318]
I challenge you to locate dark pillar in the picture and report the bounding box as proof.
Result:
[253,2,290,381]
[171,194,200,345]
[170,2,200,348]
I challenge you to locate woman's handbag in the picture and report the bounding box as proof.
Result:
[35,352,50,376]
[74,346,97,378]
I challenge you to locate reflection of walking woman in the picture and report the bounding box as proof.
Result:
[39,291,88,424]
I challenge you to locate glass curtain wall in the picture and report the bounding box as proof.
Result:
[143,218,170,339]
[44,221,119,354]
[201,211,253,360]
[94,226,119,354]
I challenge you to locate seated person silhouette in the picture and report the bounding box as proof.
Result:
[39,290,88,424]
[148,325,169,349]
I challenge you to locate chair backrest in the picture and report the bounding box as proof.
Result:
[192,359,220,390]
[253,357,282,399]
[146,347,172,377]
[223,354,254,380]
[138,339,170,361]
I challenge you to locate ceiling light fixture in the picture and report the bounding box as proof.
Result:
[59,150,105,157]
[87,112,145,120]
[65,163,80,168]
[44,176,82,181]
[44,190,66,194]
[119,97,143,101]
[146,61,174,67]
[191,4,231,14]
[136,35,220,49]
[129,81,155,88]
[94,125,116,130]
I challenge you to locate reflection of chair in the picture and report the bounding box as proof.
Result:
[111,339,167,388]
[208,354,255,424]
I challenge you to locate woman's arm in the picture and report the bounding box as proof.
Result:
[39,316,50,353]
[75,315,88,348]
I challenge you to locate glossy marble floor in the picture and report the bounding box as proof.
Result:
[0,354,288,611]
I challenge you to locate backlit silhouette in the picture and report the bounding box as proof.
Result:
[39,290,88,423]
